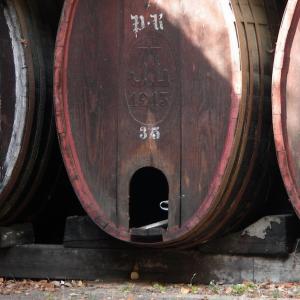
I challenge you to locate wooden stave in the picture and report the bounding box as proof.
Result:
[54,0,280,247]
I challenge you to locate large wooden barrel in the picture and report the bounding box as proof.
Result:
[273,0,300,219]
[0,0,60,223]
[55,0,280,246]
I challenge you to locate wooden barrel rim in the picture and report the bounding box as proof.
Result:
[54,0,244,244]
[0,0,36,204]
[0,0,58,223]
[272,0,300,217]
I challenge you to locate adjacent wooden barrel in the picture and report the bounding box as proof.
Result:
[273,0,300,219]
[0,0,59,223]
[55,0,279,246]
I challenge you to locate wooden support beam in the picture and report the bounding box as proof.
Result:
[0,223,34,248]
[0,245,299,283]
[64,215,300,257]
[198,215,299,256]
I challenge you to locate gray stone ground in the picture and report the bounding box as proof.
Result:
[0,281,299,299]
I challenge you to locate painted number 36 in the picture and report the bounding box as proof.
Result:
[140,127,160,140]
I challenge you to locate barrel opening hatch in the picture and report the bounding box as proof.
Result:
[129,167,169,242]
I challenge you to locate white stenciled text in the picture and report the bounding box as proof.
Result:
[139,126,160,140]
[131,13,164,37]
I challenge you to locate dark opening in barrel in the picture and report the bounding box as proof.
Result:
[129,167,168,230]
[55,0,281,246]
[273,0,300,219]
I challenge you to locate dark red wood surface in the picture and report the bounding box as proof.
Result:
[273,0,300,218]
[55,0,279,246]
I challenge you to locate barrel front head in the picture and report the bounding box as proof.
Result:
[55,0,276,246]
[273,0,300,218]
[0,1,29,199]
[0,0,63,224]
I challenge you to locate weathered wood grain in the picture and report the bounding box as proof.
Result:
[0,0,64,224]
[55,0,281,246]
[0,244,300,283]
[64,215,300,256]
[64,216,131,249]
[0,223,34,248]
[272,0,300,219]
[198,215,300,256]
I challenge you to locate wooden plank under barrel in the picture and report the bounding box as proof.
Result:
[273,0,300,219]
[55,0,280,246]
[0,0,61,223]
